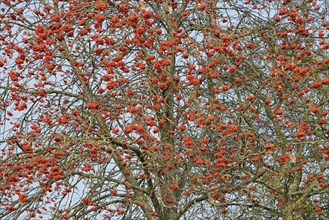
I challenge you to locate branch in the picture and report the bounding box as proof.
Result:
[178,195,208,218]
[228,202,281,215]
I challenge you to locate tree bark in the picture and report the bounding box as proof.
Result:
[159,208,178,220]
[282,204,294,220]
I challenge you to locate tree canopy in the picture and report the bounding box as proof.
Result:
[0,0,328,219]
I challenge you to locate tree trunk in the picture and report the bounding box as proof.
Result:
[282,204,294,220]
[159,208,178,220]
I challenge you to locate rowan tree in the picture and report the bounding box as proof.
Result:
[0,0,328,219]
